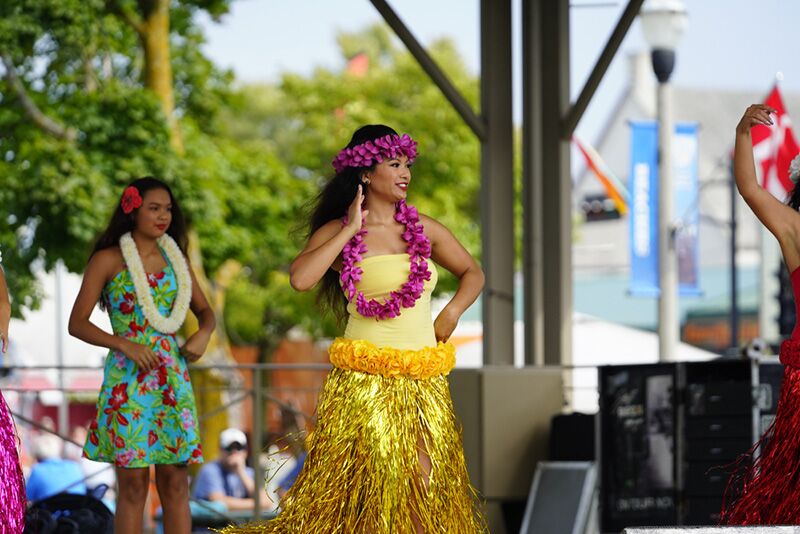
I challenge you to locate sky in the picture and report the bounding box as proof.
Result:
[196,0,800,146]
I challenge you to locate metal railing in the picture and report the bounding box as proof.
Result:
[4,362,333,525]
[3,361,605,526]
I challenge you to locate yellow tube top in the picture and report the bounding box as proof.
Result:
[343,253,438,351]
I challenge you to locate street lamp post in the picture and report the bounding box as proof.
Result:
[640,0,688,362]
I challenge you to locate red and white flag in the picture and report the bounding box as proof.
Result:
[752,85,800,199]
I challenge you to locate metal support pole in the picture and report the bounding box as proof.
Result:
[730,160,739,349]
[252,368,264,516]
[522,0,544,366]
[522,0,544,365]
[480,0,514,366]
[562,0,644,136]
[369,0,485,140]
[540,0,573,368]
[759,227,781,342]
[55,260,68,442]
[657,81,678,361]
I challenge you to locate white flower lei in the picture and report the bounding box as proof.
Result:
[790,154,800,184]
[119,232,192,334]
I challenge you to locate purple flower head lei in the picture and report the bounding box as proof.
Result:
[340,200,432,320]
[332,134,418,174]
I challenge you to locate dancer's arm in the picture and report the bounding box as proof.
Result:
[289,186,368,291]
[68,249,161,371]
[735,104,800,270]
[231,461,274,511]
[0,267,10,354]
[424,216,485,343]
[180,265,216,362]
[207,491,274,512]
[198,462,274,511]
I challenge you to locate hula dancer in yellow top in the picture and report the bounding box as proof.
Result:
[222,125,486,533]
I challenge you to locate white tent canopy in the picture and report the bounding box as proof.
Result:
[451,313,716,368]
[8,268,110,370]
[450,313,719,412]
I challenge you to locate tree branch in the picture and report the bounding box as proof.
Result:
[0,54,78,142]
[137,0,161,21]
[106,0,145,36]
[83,51,98,93]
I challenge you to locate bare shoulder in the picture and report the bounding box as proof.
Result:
[420,213,444,228]
[309,219,344,243]
[88,247,124,280]
[420,214,449,241]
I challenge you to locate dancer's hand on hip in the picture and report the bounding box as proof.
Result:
[434,307,459,343]
[181,330,211,362]
[121,339,160,372]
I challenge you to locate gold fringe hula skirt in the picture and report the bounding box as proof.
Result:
[219,338,486,533]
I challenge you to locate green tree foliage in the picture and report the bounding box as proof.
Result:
[1,4,480,351]
[0,0,312,342]
[0,0,177,306]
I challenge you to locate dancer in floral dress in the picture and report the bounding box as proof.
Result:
[69,177,216,534]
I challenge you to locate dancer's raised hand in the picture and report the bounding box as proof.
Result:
[736,104,776,134]
[733,103,800,271]
[345,185,369,234]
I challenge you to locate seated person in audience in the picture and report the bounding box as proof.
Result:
[276,449,306,500]
[26,433,87,502]
[192,428,273,511]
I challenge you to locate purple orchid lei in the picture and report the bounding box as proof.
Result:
[332,134,418,174]
[340,201,432,320]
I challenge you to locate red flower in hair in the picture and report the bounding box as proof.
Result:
[121,186,143,214]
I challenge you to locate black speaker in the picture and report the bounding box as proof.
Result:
[598,358,784,533]
[599,364,677,532]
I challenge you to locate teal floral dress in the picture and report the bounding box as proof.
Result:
[84,261,204,467]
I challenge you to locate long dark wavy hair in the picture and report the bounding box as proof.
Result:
[789,179,800,211]
[91,176,189,259]
[311,124,399,322]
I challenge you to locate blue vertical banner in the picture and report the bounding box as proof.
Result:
[629,121,660,296]
[628,121,700,297]
[673,123,701,295]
